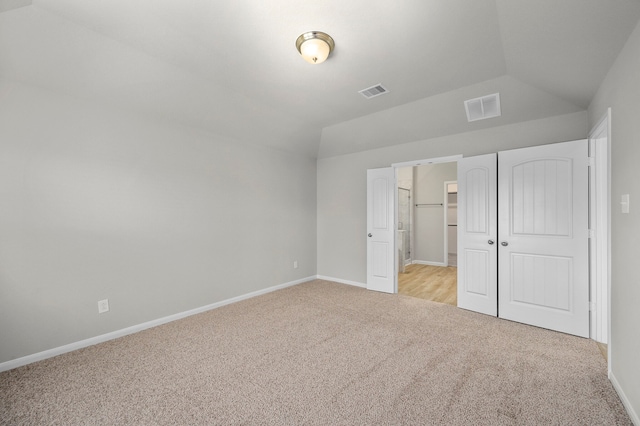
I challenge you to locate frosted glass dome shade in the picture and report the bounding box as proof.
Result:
[296,32,335,64]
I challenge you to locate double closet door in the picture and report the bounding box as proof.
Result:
[457,140,589,338]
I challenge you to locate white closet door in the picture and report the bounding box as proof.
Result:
[366,167,396,293]
[498,140,589,337]
[457,154,498,316]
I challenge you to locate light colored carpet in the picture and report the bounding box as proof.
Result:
[0,280,631,425]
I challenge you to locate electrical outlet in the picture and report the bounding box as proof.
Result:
[98,299,109,314]
[621,194,630,214]
[293,260,298,269]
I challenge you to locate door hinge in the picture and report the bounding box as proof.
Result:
[588,229,595,239]
[588,157,595,167]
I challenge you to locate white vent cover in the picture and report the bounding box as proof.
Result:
[464,93,501,122]
[359,84,389,99]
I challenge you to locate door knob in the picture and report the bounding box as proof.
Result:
[368,233,372,237]
[488,240,494,245]
[501,241,509,246]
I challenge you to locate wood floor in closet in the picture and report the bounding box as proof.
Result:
[398,264,457,306]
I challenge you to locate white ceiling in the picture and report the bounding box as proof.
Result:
[1,0,639,158]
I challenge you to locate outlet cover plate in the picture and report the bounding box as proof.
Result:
[98,299,109,314]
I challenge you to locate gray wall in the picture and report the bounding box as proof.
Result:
[317,111,587,284]
[413,163,457,264]
[0,79,317,363]
[588,19,640,420]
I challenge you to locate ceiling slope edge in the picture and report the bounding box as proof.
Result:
[0,6,321,158]
[0,0,31,14]
[317,75,584,159]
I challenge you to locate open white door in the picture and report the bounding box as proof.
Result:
[498,140,589,337]
[457,154,498,316]
[367,167,396,293]
[589,111,610,344]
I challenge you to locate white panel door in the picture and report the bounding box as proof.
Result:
[457,154,498,316]
[498,140,589,337]
[367,167,396,293]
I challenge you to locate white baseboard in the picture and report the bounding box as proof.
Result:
[316,275,366,288]
[0,275,316,373]
[413,260,446,267]
[610,371,640,425]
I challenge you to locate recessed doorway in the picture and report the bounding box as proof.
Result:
[396,162,458,306]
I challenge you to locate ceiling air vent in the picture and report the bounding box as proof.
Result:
[464,93,501,122]
[359,84,389,99]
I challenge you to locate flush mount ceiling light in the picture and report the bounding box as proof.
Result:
[296,31,335,64]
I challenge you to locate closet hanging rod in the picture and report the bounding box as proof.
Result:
[415,203,443,207]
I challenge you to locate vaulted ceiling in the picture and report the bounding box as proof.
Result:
[1,0,639,158]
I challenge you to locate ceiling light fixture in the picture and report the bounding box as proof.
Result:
[296,31,335,64]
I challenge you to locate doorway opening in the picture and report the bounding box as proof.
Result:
[588,108,611,358]
[369,135,610,345]
[396,162,458,306]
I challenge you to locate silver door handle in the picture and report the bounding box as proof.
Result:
[368,233,372,237]
[501,241,509,246]
[488,240,494,245]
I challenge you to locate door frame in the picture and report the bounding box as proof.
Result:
[443,180,457,267]
[588,108,611,351]
[380,146,609,343]
[391,155,462,292]
[397,186,412,267]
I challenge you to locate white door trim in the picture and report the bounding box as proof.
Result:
[588,108,611,349]
[392,155,462,169]
[443,180,457,267]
